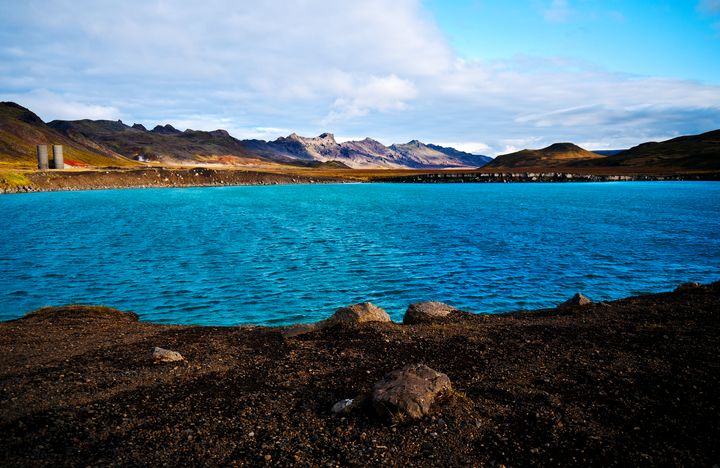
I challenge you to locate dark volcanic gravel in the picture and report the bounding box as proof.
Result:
[1,284,719,466]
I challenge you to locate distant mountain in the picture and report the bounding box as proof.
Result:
[485,142,604,169]
[591,130,720,170]
[390,140,493,168]
[236,133,403,167]
[240,133,490,168]
[0,102,138,168]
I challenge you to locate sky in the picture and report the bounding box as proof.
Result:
[1,0,719,155]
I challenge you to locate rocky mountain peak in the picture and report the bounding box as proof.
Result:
[209,129,230,138]
[152,124,181,135]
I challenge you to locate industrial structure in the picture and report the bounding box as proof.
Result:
[36,144,64,170]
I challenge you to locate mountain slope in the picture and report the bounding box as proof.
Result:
[0,102,139,168]
[593,130,720,170]
[48,119,271,165]
[485,142,604,169]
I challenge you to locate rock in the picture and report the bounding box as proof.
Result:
[403,301,456,324]
[559,293,592,308]
[284,303,389,339]
[281,323,319,338]
[675,282,701,292]
[331,399,355,414]
[152,347,184,363]
[23,305,139,322]
[372,364,451,421]
[327,302,391,324]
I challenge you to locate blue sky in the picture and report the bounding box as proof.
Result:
[426,0,720,83]
[1,0,719,154]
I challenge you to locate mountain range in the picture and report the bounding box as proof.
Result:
[0,102,491,169]
[1,101,718,171]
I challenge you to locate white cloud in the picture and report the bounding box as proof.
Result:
[4,89,120,121]
[324,74,418,123]
[0,0,718,156]
[544,0,572,23]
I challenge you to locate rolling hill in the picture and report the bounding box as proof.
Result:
[484,142,605,169]
[590,130,720,170]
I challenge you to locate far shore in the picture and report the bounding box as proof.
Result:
[1,165,719,194]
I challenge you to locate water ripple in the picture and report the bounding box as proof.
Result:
[1,182,719,325]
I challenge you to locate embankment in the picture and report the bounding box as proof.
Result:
[3,167,720,194]
[0,167,347,194]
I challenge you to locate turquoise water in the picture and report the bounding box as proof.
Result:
[1,182,719,325]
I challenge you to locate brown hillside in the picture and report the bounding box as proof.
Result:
[484,143,605,168]
[486,142,605,169]
[0,102,139,169]
[592,129,720,170]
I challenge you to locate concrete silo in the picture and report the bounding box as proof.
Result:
[37,145,49,170]
[52,145,64,169]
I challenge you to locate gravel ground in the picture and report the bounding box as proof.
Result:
[1,283,718,466]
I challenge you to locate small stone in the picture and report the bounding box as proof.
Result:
[403,301,456,324]
[559,293,592,308]
[281,323,318,338]
[152,347,184,363]
[675,282,701,293]
[331,399,355,414]
[264,454,272,461]
[372,364,452,421]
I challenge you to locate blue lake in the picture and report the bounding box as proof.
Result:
[1,182,719,325]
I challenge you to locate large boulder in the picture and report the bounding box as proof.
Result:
[403,301,456,324]
[327,302,391,324]
[372,364,451,421]
[559,293,592,308]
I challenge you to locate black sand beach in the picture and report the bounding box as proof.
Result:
[1,283,718,466]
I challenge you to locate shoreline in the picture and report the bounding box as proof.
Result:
[1,282,718,465]
[2,166,719,194]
